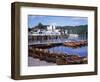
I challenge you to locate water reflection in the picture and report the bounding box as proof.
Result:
[49,46,87,57]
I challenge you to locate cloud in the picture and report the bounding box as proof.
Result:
[28,15,46,19]
[50,23,57,26]
[70,17,87,21]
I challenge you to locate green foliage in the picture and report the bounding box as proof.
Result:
[56,25,88,34]
[37,22,44,29]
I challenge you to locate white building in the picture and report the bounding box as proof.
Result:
[29,24,68,36]
[68,34,79,39]
[47,24,56,31]
[46,24,60,35]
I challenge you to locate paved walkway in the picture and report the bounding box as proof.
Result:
[28,57,57,66]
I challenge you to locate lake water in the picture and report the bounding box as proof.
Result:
[49,46,87,57]
[48,36,88,57]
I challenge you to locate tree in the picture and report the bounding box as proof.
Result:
[37,22,44,30]
[28,28,32,32]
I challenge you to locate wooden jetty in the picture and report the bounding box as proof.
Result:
[29,40,87,49]
[29,42,62,49]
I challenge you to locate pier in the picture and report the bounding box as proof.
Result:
[29,40,87,49]
[29,34,68,41]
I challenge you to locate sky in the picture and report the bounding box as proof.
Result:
[28,15,88,28]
